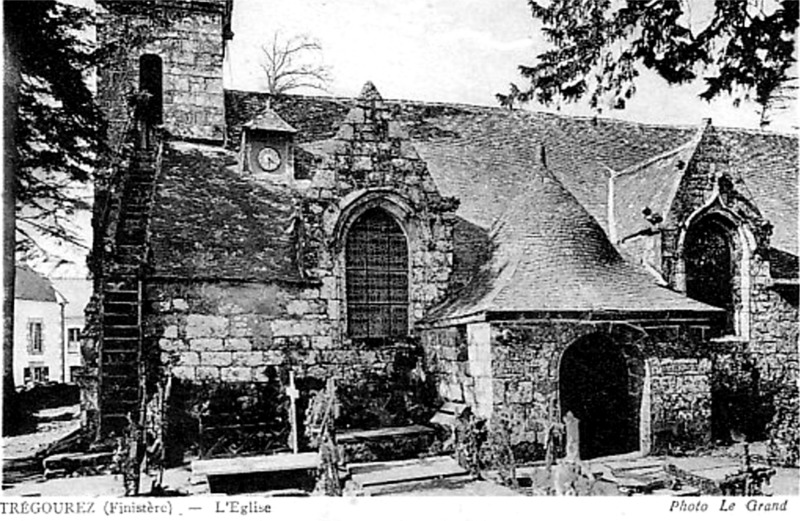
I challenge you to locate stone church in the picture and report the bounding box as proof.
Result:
[85,0,798,465]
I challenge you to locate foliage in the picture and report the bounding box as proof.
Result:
[710,352,780,444]
[4,1,106,255]
[454,408,487,477]
[500,0,798,126]
[164,377,290,464]
[767,378,799,467]
[260,32,332,95]
[334,342,439,430]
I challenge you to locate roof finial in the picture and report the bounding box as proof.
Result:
[359,81,382,101]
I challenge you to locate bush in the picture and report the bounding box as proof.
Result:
[767,382,799,467]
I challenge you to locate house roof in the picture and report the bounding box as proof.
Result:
[162,89,796,288]
[148,141,301,282]
[243,107,297,134]
[15,265,57,302]
[424,165,721,321]
[50,278,93,319]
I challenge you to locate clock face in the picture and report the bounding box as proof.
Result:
[257,146,282,172]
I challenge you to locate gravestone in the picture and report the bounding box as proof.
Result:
[564,411,580,462]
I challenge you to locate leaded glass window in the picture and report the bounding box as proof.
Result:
[345,208,409,339]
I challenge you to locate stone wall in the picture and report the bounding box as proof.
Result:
[748,261,799,382]
[420,326,472,404]
[421,317,717,461]
[97,1,227,142]
[143,85,460,389]
[649,357,712,452]
[146,281,406,383]
[658,122,799,443]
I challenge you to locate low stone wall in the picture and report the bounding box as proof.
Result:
[649,357,712,453]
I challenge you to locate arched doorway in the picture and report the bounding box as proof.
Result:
[559,334,640,459]
[684,215,736,333]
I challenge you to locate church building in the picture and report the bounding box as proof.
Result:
[85,0,798,465]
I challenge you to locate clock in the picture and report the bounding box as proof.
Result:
[257,146,282,172]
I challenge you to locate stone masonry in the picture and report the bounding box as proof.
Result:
[146,84,460,387]
[96,0,228,142]
[422,317,716,458]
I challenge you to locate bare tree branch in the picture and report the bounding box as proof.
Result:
[260,32,332,95]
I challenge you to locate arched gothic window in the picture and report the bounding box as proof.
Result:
[345,207,409,340]
[684,215,736,333]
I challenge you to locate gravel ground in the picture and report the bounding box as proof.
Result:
[2,405,81,461]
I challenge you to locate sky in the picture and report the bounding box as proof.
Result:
[226,0,798,132]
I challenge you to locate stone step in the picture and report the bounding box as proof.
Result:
[192,452,321,481]
[103,325,139,337]
[105,279,138,292]
[43,452,114,472]
[103,338,139,351]
[105,301,137,314]
[104,313,139,326]
[101,389,139,405]
[102,399,140,415]
[102,352,138,365]
[337,425,437,464]
[103,363,138,377]
[347,456,468,490]
[100,414,135,436]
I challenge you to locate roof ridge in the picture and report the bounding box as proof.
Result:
[226,88,799,136]
[616,127,703,178]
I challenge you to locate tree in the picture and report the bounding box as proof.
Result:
[3,0,106,432]
[260,32,332,95]
[499,0,798,127]
[6,0,106,255]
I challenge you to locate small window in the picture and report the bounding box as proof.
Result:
[23,367,31,385]
[67,327,81,353]
[456,325,468,362]
[138,54,163,124]
[28,320,43,355]
[31,366,49,383]
[345,207,409,340]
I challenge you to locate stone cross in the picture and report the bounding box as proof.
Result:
[564,411,580,462]
[287,370,300,454]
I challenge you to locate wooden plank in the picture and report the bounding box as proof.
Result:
[338,425,434,443]
[191,452,320,478]
[349,456,468,488]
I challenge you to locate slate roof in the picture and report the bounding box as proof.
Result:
[425,166,720,321]
[718,129,798,255]
[614,135,701,242]
[243,107,297,134]
[148,141,301,281]
[152,89,796,288]
[15,265,57,302]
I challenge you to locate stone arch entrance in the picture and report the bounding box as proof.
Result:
[684,214,737,334]
[559,334,643,459]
